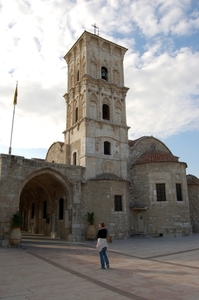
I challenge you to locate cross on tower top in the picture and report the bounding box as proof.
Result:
[92,23,99,35]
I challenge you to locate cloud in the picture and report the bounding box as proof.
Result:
[0,0,198,153]
[128,0,199,37]
[126,46,199,139]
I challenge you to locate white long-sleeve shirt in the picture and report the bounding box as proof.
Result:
[96,238,108,252]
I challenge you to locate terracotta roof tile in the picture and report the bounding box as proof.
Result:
[134,150,179,165]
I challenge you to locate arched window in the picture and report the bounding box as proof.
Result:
[101,66,108,81]
[104,141,111,155]
[59,198,64,220]
[75,107,78,122]
[73,152,77,165]
[102,104,110,120]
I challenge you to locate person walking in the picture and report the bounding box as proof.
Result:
[96,222,110,269]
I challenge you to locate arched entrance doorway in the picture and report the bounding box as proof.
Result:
[19,169,72,240]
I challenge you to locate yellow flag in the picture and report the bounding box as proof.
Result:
[13,83,18,105]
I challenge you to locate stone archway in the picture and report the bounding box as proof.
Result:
[20,170,73,240]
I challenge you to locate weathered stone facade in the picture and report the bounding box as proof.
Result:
[62,31,129,181]
[45,142,65,164]
[81,178,129,239]
[187,175,199,233]
[128,136,192,237]
[0,154,85,243]
[0,31,198,245]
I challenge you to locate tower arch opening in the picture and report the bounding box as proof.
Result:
[102,104,110,120]
[101,66,108,81]
[20,170,72,240]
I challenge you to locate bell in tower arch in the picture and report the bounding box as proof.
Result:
[101,66,108,81]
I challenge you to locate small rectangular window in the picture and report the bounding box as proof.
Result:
[114,195,122,211]
[104,141,111,155]
[176,183,182,201]
[156,184,166,201]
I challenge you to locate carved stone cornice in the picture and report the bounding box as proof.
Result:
[63,93,69,103]
[88,88,98,95]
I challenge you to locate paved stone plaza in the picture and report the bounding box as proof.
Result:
[0,233,199,300]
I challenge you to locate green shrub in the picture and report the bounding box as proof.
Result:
[12,211,23,228]
[86,212,94,225]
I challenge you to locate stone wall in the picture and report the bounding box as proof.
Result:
[130,162,192,237]
[81,179,130,239]
[0,154,85,244]
[187,176,199,232]
[0,153,130,244]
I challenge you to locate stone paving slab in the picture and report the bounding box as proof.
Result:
[0,234,199,299]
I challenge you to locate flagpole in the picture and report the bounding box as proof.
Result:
[8,105,16,155]
[8,82,18,155]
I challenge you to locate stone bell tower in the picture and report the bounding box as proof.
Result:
[63,31,129,180]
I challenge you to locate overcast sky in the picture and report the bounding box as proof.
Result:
[0,0,199,177]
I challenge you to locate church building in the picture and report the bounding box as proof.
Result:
[0,31,198,244]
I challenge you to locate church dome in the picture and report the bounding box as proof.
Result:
[187,174,199,185]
